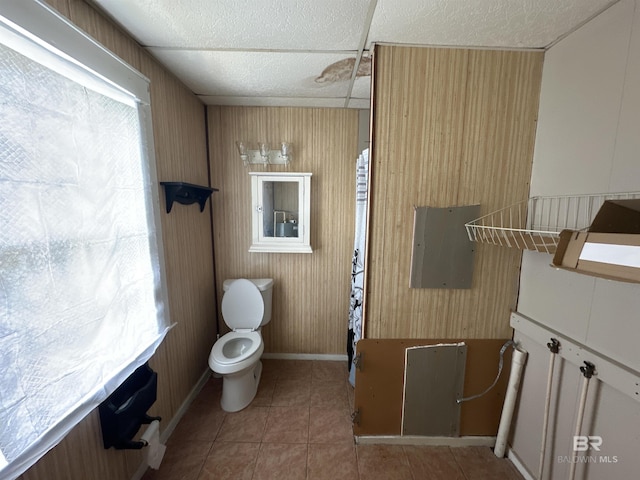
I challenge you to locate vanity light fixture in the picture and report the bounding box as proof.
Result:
[236,141,293,167]
[259,142,270,166]
[236,141,249,167]
[280,142,291,165]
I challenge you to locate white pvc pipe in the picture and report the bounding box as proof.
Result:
[494,347,528,458]
[568,375,591,480]
[538,350,557,479]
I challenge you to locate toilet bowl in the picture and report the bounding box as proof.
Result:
[208,278,273,412]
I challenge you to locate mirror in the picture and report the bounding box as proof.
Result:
[261,181,299,238]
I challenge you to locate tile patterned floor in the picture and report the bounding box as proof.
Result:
[142,359,524,480]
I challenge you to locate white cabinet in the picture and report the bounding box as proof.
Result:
[249,172,312,253]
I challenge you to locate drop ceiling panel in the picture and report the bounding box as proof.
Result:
[368,0,616,48]
[92,0,373,50]
[347,98,371,109]
[149,49,360,98]
[351,76,372,99]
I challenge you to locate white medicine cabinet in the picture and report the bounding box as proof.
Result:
[249,172,312,253]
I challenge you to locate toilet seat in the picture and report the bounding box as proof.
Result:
[210,330,262,365]
[209,330,264,375]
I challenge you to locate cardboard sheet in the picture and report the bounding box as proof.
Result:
[552,200,640,283]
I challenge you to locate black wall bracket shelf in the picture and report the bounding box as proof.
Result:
[160,182,218,213]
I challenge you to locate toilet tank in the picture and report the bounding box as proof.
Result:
[223,278,273,326]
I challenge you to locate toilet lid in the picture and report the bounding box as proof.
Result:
[221,279,264,330]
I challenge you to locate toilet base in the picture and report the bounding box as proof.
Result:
[220,360,263,412]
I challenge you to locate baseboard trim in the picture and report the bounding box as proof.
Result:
[507,448,536,480]
[131,368,211,480]
[160,368,211,443]
[262,353,348,361]
[355,435,497,447]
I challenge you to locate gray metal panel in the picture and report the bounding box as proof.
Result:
[410,205,480,289]
[402,343,467,436]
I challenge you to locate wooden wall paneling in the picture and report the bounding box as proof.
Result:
[146,62,215,416]
[452,49,543,338]
[67,0,141,70]
[367,45,543,341]
[20,411,135,480]
[20,2,214,479]
[208,106,359,355]
[43,0,70,17]
[367,47,470,340]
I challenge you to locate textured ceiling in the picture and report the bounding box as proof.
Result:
[90,0,618,108]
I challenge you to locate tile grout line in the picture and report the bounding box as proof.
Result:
[254,396,274,480]
[306,403,312,479]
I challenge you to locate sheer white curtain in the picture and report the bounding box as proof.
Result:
[0,2,170,478]
[348,149,369,386]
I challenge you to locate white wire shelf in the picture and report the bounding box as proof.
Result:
[465,192,640,254]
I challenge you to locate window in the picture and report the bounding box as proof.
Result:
[0,2,170,478]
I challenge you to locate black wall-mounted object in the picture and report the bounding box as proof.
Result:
[160,181,218,213]
[99,363,161,450]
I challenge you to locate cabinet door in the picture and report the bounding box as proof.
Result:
[249,172,312,253]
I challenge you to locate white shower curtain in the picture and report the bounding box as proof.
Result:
[348,148,369,386]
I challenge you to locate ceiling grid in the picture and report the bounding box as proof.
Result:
[90,0,620,108]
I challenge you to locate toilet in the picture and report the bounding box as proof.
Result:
[208,278,273,412]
